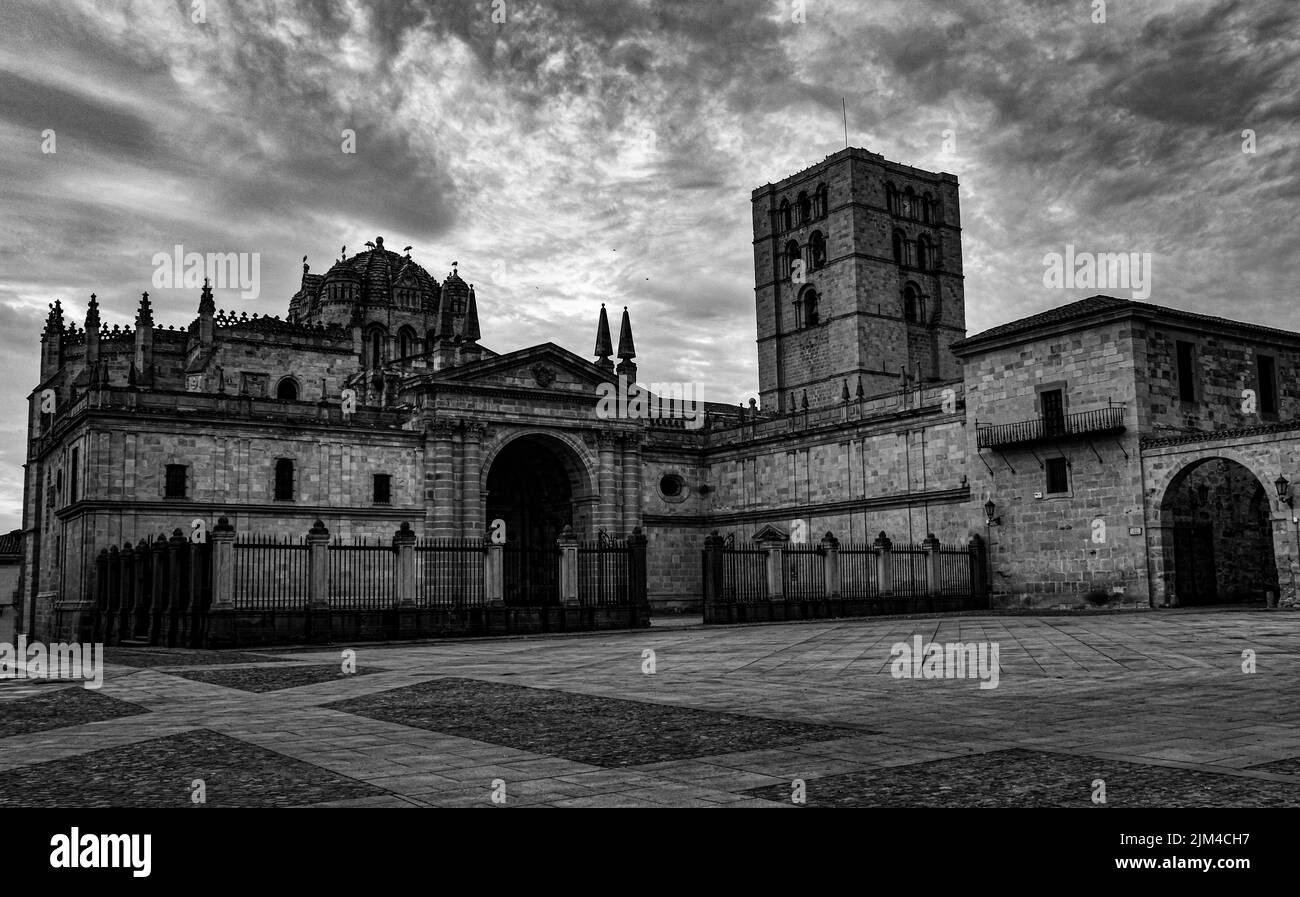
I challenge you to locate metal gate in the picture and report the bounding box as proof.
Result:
[502,545,560,605]
[1173,524,1216,606]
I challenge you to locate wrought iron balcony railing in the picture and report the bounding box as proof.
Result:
[977,406,1125,449]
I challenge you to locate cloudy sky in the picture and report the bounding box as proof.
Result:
[0,0,1297,532]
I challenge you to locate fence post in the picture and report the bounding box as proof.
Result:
[394,522,416,606]
[109,546,124,644]
[558,524,579,606]
[485,540,504,606]
[307,520,330,608]
[210,517,236,609]
[161,528,185,646]
[95,549,111,643]
[703,530,726,607]
[820,531,840,599]
[968,533,988,606]
[923,532,941,599]
[874,531,893,596]
[147,534,167,642]
[754,528,789,600]
[628,526,649,610]
[130,540,147,637]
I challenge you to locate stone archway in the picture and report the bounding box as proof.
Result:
[483,432,595,547]
[1156,457,1279,606]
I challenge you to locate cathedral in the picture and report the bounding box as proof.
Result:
[19,146,1300,639]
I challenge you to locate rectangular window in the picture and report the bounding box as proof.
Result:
[373,473,392,505]
[274,458,294,501]
[1258,354,1278,416]
[1045,457,1069,495]
[1176,341,1197,403]
[165,464,188,498]
[70,447,79,502]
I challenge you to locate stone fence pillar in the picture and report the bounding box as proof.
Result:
[754,528,789,600]
[306,519,330,608]
[393,522,417,606]
[558,524,579,606]
[485,541,504,606]
[874,531,893,596]
[703,530,726,605]
[820,531,840,599]
[922,532,941,598]
[210,517,236,609]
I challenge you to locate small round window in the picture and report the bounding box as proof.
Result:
[659,474,684,498]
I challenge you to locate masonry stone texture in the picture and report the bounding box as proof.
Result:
[17,147,1300,636]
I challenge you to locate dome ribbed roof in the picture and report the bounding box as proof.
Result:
[320,236,439,303]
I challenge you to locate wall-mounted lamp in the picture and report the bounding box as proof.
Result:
[984,498,1002,527]
[1275,474,1292,508]
[1195,483,1210,506]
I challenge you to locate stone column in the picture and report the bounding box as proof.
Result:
[821,531,841,599]
[702,530,726,607]
[558,524,579,606]
[621,433,642,538]
[595,430,619,536]
[427,420,457,538]
[210,517,236,609]
[393,522,416,606]
[461,423,485,538]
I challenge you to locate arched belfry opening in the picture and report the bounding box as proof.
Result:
[484,433,593,548]
[1158,457,1279,606]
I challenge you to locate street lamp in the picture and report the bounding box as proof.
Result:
[984,498,1002,527]
[1275,474,1291,507]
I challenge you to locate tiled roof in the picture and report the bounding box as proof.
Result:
[0,529,22,559]
[953,295,1300,353]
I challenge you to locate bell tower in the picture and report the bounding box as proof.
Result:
[752,147,966,412]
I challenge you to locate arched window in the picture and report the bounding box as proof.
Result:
[797,191,811,224]
[426,328,437,348]
[916,235,931,272]
[398,327,416,359]
[903,187,917,218]
[275,378,299,401]
[887,183,901,216]
[809,231,827,270]
[799,289,820,327]
[892,230,904,265]
[904,285,923,323]
[922,192,935,224]
[814,183,828,218]
[779,199,792,231]
[369,328,385,368]
[783,240,802,280]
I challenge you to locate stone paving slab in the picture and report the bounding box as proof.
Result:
[0,612,1296,807]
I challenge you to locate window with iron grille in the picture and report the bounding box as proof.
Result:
[1176,341,1197,403]
[274,458,294,500]
[165,464,187,498]
[1046,457,1069,494]
[373,473,392,505]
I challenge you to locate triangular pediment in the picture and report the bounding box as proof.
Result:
[425,343,616,392]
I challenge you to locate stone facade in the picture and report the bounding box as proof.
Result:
[17,149,1300,636]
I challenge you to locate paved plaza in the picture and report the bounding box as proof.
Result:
[1,610,1298,808]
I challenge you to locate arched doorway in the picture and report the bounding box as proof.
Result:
[1159,457,1279,606]
[485,434,591,548]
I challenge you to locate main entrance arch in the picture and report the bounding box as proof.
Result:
[1157,456,1279,606]
[484,432,595,547]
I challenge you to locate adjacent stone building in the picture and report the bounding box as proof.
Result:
[18,147,1299,636]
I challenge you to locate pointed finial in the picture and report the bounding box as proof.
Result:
[136,291,153,327]
[617,306,635,360]
[463,286,480,342]
[842,379,850,402]
[595,303,613,360]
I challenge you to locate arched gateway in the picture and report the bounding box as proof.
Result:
[1156,456,1280,606]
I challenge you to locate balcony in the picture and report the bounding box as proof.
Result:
[977,406,1125,449]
